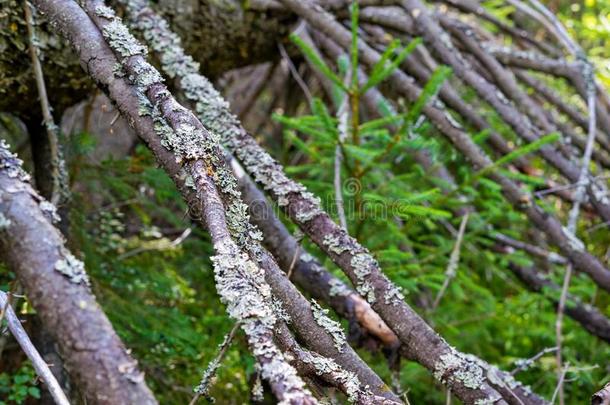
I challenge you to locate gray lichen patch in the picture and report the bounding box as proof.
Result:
[101,19,147,59]
[350,253,377,304]
[210,237,311,400]
[561,226,585,251]
[384,284,405,306]
[54,248,90,286]
[433,347,485,390]
[322,233,351,255]
[39,200,60,223]
[94,4,115,19]
[310,299,346,353]
[463,352,533,395]
[328,278,351,297]
[591,181,610,205]
[299,349,367,403]
[0,212,11,230]
[0,139,31,183]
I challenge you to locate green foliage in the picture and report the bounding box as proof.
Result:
[476,132,561,177]
[0,363,40,405]
[362,38,422,92]
[290,34,346,91]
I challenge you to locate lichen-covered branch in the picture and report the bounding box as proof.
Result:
[232,158,400,348]
[273,322,394,404]
[84,2,320,402]
[114,1,401,399]
[115,0,539,403]
[33,0,316,401]
[0,140,157,404]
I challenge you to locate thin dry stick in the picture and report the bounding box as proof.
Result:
[117,227,192,260]
[286,244,300,280]
[432,213,469,310]
[510,346,558,376]
[0,291,11,326]
[527,3,600,403]
[278,42,313,105]
[334,71,351,230]
[189,322,241,405]
[0,291,70,405]
[23,0,66,206]
[551,362,569,405]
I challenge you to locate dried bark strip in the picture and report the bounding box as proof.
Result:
[0,140,157,405]
[592,382,610,405]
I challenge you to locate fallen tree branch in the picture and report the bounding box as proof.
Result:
[39,1,316,401]
[0,139,157,404]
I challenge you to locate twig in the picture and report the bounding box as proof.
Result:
[0,291,70,405]
[0,292,11,327]
[278,42,313,106]
[491,232,567,265]
[189,322,241,405]
[524,3,599,404]
[550,362,569,404]
[286,244,300,280]
[510,346,558,376]
[117,227,192,261]
[23,0,67,206]
[334,70,351,230]
[432,213,469,310]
